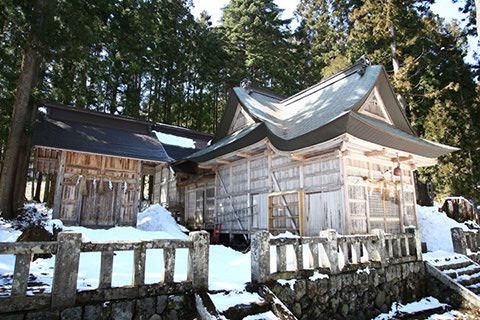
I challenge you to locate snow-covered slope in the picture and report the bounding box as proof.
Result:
[417,203,470,253]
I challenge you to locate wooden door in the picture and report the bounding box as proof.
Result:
[306,190,345,236]
[80,180,116,227]
[59,179,81,225]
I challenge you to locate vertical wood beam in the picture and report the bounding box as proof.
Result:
[247,158,252,230]
[75,177,84,226]
[114,182,122,226]
[341,157,351,234]
[53,151,66,219]
[298,191,305,236]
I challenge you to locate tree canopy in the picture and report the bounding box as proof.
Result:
[1,0,479,212]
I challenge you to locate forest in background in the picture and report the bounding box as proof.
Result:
[1,0,479,206]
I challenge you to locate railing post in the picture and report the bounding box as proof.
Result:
[406,226,422,261]
[451,227,467,255]
[319,229,339,274]
[51,232,82,310]
[251,231,270,283]
[371,229,386,267]
[188,231,209,290]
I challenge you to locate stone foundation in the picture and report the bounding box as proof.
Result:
[269,261,426,320]
[2,294,197,320]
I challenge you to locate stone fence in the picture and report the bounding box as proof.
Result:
[451,227,480,255]
[0,231,209,315]
[251,227,422,283]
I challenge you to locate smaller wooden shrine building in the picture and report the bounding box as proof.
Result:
[31,102,210,227]
[178,58,458,237]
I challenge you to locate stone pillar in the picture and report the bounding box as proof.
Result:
[406,226,423,261]
[51,232,82,310]
[371,229,386,267]
[188,231,210,290]
[320,229,339,274]
[251,231,270,283]
[451,227,467,255]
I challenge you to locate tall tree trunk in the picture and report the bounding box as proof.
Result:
[476,0,480,36]
[0,0,47,219]
[0,42,43,218]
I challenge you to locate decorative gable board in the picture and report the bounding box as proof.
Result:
[227,104,255,135]
[359,86,393,125]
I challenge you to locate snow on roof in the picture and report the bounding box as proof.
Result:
[153,130,196,149]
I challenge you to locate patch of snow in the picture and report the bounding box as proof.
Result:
[270,231,299,239]
[423,251,469,266]
[244,311,279,319]
[374,297,449,320]
[309,271,329,281]
[208,290,264,313]
[136,204,188,238]
[277,279,296,290]
[417,204,469,252]
[153,131,196,149]
[356,267,372,275]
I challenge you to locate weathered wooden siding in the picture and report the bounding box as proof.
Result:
[53,150,141,227]
[153,165,180,209]
[343,153,417,234]
[185,150,345,236]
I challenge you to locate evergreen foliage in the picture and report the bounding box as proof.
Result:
[1,0,479,207]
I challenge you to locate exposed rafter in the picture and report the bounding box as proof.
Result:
[365,148,386,157]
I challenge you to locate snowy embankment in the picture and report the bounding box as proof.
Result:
[0,203,250,294]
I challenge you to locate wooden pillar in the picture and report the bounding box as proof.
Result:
[33,172,42,201]
[53,151,66,219]
[148,175,154,203]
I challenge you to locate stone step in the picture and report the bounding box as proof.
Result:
[445,266,480,279]
[242,310,280,320]
[467,286,480,294]
[436,261,473,271]
[388,305,453,319]
[457,274,480,286]
[221,302,271,320]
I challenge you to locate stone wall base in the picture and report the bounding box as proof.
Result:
[269,262,426,320]
[2,294,197,320]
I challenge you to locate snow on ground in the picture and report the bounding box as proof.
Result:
[208,290,264,313]
[373,297,455,320]
[417,203,470,253]
[0,203,251,294]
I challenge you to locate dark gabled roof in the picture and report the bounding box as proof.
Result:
[32,113,171,162]
[32,102,211,163]
[187,62,458,163]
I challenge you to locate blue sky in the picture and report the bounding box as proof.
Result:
[191,0,477,62]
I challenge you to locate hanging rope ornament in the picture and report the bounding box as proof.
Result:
[81,177,88,196]
[98,176,104,194]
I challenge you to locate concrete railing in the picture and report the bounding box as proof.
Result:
[0,231,209,314]
[451,227,480,255]
[251,227,422,283]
